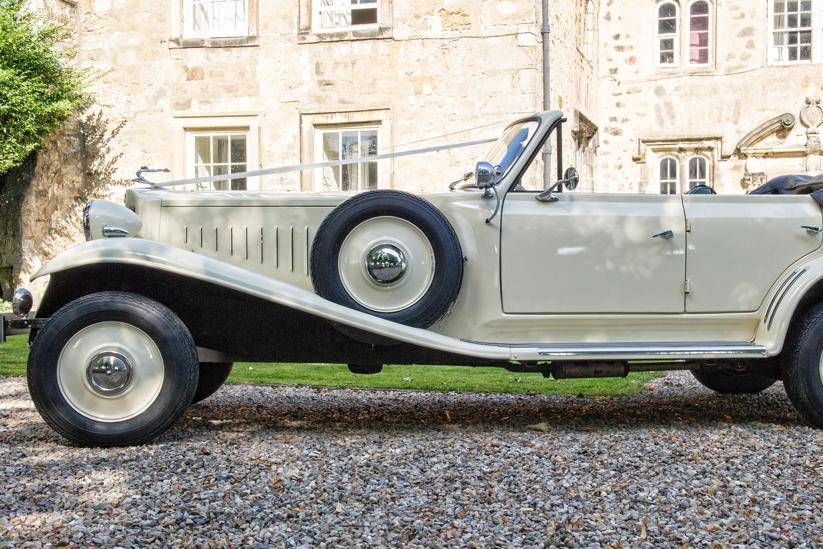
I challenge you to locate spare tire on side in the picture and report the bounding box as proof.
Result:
[311,191,463,328]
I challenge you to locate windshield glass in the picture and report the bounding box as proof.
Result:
[481,120,539,181]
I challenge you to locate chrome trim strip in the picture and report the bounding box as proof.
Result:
[289,225,294,272]
[464,340,769,360]
[102,225,130,238]
[305,226,310,275]
[763,269,799,324]
[767,268,807,330]
[533,344,767,359]
[274,226,279,269]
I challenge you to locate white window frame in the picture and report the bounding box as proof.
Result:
[657,1,680,67]
[184,0,249,38]
[314,125,380,192]
[312,0,379,34]
[185,129,259,191]
[659,156,680,194]
[768,0,823,65]
[687,155,711,190]
[687,0,712,65]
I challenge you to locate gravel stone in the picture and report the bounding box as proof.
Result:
[1,372,822,546]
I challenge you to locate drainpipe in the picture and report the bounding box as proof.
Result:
[541,0,553,190]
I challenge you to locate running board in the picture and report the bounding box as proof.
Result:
[465,341,769,361]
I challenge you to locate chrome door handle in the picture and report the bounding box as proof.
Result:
[802,225,821,234]
[652,230,674,239]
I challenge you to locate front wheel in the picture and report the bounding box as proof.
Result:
[27,291,199,447]
[782,303,823,428]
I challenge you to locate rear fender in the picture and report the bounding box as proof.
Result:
[755,256,823,355]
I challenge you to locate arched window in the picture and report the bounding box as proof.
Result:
[689,1,710,64]
[658,2,679,65]
[659,157,679,194]
[688,156,709,190]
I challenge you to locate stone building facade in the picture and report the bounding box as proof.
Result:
[597,0,823,194]
[5,0,823,296]
[64,0,597,194]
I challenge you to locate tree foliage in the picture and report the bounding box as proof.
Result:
[0,0,86,174]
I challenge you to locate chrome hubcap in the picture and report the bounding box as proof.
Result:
[58,321,165,422]
[86,353,133,396]
[338,216,435,313]
[365,244,408,285]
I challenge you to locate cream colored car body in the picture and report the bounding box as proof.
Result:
[33,111,823,363]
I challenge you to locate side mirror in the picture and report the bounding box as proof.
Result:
[535,166,580,203]
[474,161,497,189]
[561,167,579,191]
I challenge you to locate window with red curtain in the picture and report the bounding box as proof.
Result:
[689,2,710,64]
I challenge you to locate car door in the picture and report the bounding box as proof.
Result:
[683,194,823,313]
[500,192,687,314]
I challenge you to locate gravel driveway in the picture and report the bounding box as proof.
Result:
[1,373,821,546]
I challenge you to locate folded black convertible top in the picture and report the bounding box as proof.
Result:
[751,174,823,195]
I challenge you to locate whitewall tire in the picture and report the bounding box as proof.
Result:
[27,291,199,447]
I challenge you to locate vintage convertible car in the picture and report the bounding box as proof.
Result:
[6,110,823,446]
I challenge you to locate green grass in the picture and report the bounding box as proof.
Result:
[0,334,660,396]
[0,335,28,377]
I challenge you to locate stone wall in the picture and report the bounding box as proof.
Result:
[73,0,555,193]
[15,108,128,297]
[597,0,823,194]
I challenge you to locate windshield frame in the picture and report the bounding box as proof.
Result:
[480,120,541,183]
[455,112,563,194]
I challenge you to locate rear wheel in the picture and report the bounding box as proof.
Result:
[692,368,776,394]
[192,362,233,404]
[27,292,199,446]
[782,302,823,428]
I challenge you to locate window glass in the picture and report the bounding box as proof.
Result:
[659,157,678,194]
[772,0,813,62]
[658,2,679,64]
[192,133,248,190]
[482,121,539,178]
[688,156,708,189]
[315,0,378,31]
[317,127,379,191]
[689,2,710,64]
[187,0,248,37]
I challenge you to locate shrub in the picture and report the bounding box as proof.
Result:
[0,0,86,174]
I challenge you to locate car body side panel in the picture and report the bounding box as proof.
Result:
[27,238,766,361]
[501,193,687,314]
[158,204,335,292]
[125,189,765,346]
[684,194,823,313]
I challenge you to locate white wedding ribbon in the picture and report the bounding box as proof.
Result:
[144,137,497,189]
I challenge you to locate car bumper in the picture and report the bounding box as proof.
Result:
[0,314,43,343]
